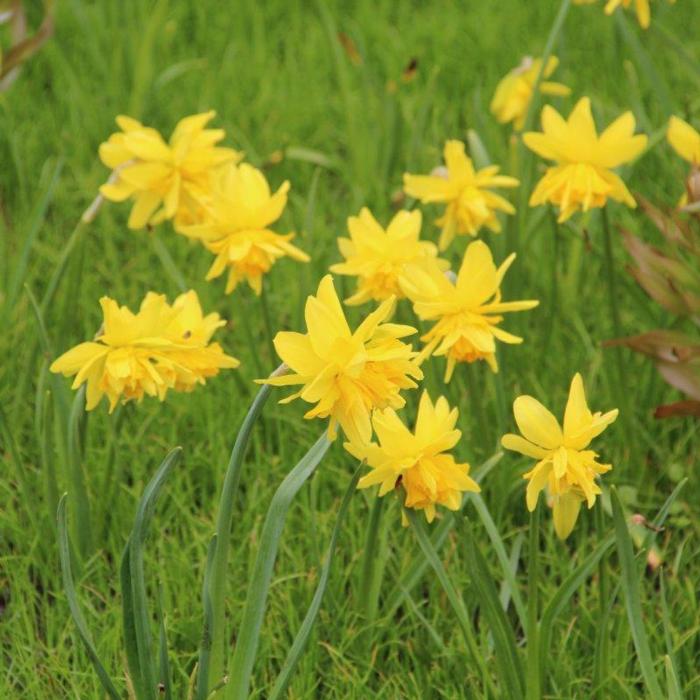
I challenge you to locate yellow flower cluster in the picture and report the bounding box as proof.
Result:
[402,241,538,380]
[64,55,654,527]
[490,56,570,131]
[404,140,519,250]
[502,374,618,539]
[524,97,647,222]
[99,112,309,296]
[263,275,423,444]
[346,391,480,523]
[51,291,239,411]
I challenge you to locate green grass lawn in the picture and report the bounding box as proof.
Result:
[2,0,700,697]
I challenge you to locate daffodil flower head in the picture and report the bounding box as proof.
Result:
[180,163,309,295]
[490,56,571,131]
[346,391,479,523]
[401,240,538,381]
[50,291,239,411]
[501,373,618,539]
[98,111,242,230]
[329,207,448,306]
[262,275,423,444]
[403,140,519,250]
[523,97,647,223]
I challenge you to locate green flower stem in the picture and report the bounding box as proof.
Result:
[601,207,635,457]
[526,501,541,700]
[512,0,572,258]
[206,367,284,690]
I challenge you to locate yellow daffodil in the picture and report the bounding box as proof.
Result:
[403,140,519,250]
[401,240,538,381]
[346,391,479,523]
[329,207,447,306]
[501,373,618,539]
[180,163,309,295]
[523,97,647,222]
[597,0,676,29]
[50,291,239,411]
[490,56,570,131]
[262,275,423,443]
[98,111,242,229]
[667,116,700,164]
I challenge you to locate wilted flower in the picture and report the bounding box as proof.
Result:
[490,56,570,131]
[667,116,700,165]
[401,240,538,381]
[180,163,309,295]
[403,140,519,250]
[523,97,647,222]
[501,373,618,539]
[50,290,239,411]
[262,275,423,443]
[98,111,241,229]
[346,391,479,523]
[329,208,447,305]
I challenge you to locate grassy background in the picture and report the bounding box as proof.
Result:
[2,0,700,697]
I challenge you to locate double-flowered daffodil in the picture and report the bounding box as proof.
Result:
[403,140,519,250]
[262,275,423,444]
[346,391,479,523]
[329,208,447,305]
[99,111,242,229]
[401,240,538,381]
[491,56,570,131]
[180,163,309,295]
[501,373,618,540]
[523,97,647,222]
[50,291,239,411]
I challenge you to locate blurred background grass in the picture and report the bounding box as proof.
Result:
[1,0,699,697]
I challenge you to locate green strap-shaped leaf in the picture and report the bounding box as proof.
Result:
[225,433,331,700]
[611,486,664,700]
[269,463,362,700]
[121,447,182,700]
[207,382,275,688]
[57,495,121,700]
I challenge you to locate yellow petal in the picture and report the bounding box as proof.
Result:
[513,395,563,449]
[667,116,700,164]
[552,492,582,540]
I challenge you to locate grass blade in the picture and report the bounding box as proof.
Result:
[406,508,494,696]
[226,433,331,700]
[57,495,121,700]
[462,519,524,700]
[383,452,502,618]
[539,533,615,689]
[470,492,527,631]
[268,463,362,700]
[195,535,218,700]
[123,447,183,700]
[611,486,664,700]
